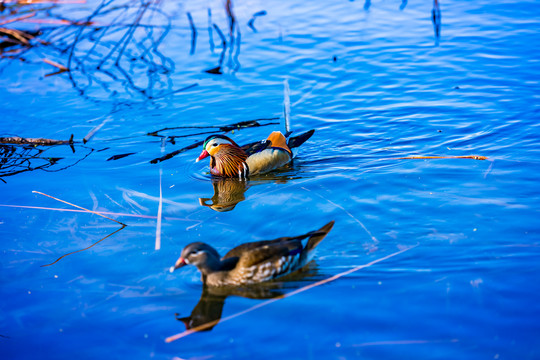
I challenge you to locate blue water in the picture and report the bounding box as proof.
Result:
[1,0,540,359]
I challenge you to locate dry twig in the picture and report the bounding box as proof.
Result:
[392,155,488,161]
[33,190,126,225]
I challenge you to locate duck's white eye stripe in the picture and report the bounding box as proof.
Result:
[206,137,231,150]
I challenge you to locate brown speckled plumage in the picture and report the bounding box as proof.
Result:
[170,221,335,287]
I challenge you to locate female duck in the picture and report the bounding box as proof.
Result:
[170,220,334,286]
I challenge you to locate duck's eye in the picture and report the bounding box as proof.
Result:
[212,143,218,147]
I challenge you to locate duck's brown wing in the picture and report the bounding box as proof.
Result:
[225,221,335,269]
[231,239,304,269]
[223,229,325,268]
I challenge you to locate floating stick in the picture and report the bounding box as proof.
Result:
[165,245,417,342]
[32,191,126,226]
[43,58,69,71]
[283,79,291,133]
[4,1,87,3]
[354,338,459,347]
[0,135,73,145]
[0,204,196,222]
[155,138,166,250]
[0,13,36,26]
[155,175,163,250]
[0,27,33,45]
[392,155,487,161]
[83,117,111,144]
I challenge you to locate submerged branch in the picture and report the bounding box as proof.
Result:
[150,140,202,164]
[247,10,266,32]
[41,224,126,267]
[187,12,196,55]
[147,118,280,137]
[148,118,280,164]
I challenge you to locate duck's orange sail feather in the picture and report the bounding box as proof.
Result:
[266,131,292,155]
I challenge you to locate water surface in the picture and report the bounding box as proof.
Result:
[1,0,539,359]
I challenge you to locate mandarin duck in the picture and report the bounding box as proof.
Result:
[196,129,315,178]
[169,220,334,286]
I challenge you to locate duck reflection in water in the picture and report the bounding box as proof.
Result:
[175,263,320,332]
[199,177,249,212]
[198,172,300,212]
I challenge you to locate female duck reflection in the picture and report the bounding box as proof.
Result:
[175,262,320,332]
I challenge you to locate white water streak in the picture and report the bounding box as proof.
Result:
[283,78,291,133]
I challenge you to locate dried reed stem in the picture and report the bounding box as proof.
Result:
[354,338,459,347]
[393,155,487,160]
[0,204,196,222]
[0,135,73,145]
[32,191,126,226]
[43,58,69,71]
[283,79,291,133]
[83,117,110,144]
[155,138,166,250]
[0,12,36,26]
[5,0,87,4]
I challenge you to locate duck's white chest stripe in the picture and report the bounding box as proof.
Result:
[238,162,248,179]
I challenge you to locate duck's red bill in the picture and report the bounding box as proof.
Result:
[170,257,187,273]
[196,150,209,162]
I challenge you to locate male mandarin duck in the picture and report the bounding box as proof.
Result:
[169,220,334,286]
[196,129,315,178]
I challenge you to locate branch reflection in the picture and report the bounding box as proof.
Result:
[432,0,442,45]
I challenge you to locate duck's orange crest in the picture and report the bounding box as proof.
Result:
[266,131,292,155]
